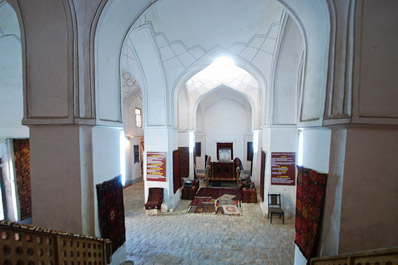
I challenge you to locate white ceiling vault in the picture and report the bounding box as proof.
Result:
[120,0,305,129]
[122,0,285,88]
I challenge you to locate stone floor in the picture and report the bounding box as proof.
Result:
[123,181,295,265]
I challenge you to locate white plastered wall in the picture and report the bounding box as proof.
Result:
[339,127,398,253]
[272,15,304,125]
[91,125,126,265]
[260,127,299,218]
[202,95,251,166]
[96,0,153,124]
[0,2,28,139]
[124,95,144,137]
[294,127,331,265]
[128,137,142,184]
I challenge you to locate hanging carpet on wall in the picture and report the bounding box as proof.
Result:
[260,150,266,202]
[13,139,32,221]
[96,175,126,253]
[178,147,189,178]
[295,166,327,264]
[173,149,182,193]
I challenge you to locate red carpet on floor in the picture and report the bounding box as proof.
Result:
[196,187,241,200]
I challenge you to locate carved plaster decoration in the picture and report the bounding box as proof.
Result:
[122,70,140,99]
[121,39,145,95]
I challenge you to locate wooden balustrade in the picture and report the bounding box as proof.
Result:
[0,221,112,265]
[310,247,398,265]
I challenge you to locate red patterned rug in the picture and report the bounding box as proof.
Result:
[215,199,241,216]
[188,197,216,213]
[13,139,32,221]
[188,188,242,215]
[295,166,327,263]
[196,187,241,201]
[96,176,126,253]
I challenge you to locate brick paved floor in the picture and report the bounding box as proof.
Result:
[123,181,295,265]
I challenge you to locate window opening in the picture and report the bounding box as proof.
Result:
[135,108,142,128]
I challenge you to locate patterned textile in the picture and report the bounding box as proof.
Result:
[260,150,266,202]
[178,147,189,178]
[96,176,126,253]
[173,150,181,193]
[145,188,163,210]
[210,162,236,181]
[215,199,241,216]
[134,144,139,164]
[295,166,327,263]
[242,188,258,203]
[188,196,242,215]
[13,139,32,220]
[233,157,244,170]
[196,187,241,201]
[188,197,215,213]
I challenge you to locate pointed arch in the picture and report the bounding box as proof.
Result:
[172,48,267,130]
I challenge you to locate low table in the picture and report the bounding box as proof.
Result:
[242,188,258,203]
[182,186,197,200]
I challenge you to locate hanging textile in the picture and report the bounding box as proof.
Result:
[13,139,32,220]
[173,150,181,193]
[295,166,327,264]
[260,150,266,202]
[96,175,126,253]
[178,147,189,178]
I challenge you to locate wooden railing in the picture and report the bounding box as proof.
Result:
[0,221,112,265]
[310,247,398,265]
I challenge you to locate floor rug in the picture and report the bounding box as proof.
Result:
[188,188,242,215]
[188,196,216,213]
[196,187,242,201]
[215,199,242,216]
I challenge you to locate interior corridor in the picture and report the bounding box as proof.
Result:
[123,181,295,265]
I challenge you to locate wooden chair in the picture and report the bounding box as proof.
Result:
[268,193,284,224]
[145,188,164,210]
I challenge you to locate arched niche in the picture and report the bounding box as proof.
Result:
[196,85,252,133]
[173,49,266,131]
[0,1,27,138]
[95,0,330,130]
[195,85,253,171]
[122,70,144,137]
[95,0,154,125]
[275,0,330,126]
